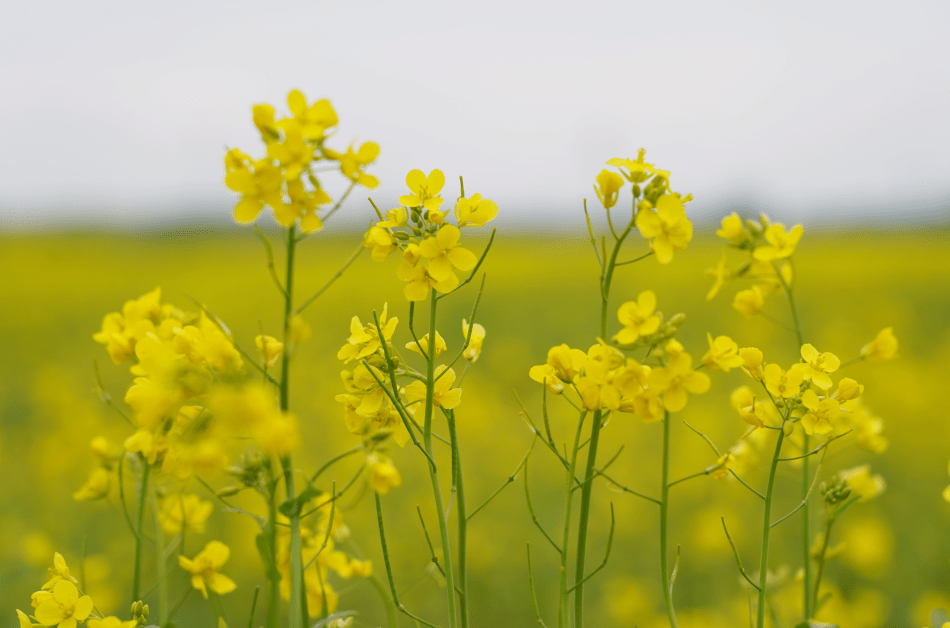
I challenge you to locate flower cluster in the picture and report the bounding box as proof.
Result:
[364,169,498,301]
[224,90,379,233]
[594,149,695,264]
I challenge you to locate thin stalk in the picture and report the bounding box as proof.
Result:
[131,458,151,603]
[659,412,678,628]
[266,464,281,628]
[152,494,167,625]
[279,224,308,628]
[559,411,588,628]
[447,410,469,628]
[422,289,459,628]
[756,428,787,628]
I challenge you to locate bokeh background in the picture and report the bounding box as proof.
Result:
[2,1,950,627]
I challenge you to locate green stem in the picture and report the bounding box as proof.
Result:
[660,412,679,628]
[265,465,281,628]
[802,433,812,620]
[756,428,787,628]
[152,495,167,626]
[559,411,587,628]
[811,518,833,613]
[132,458,151,603]
[447,411,469,628]
[280,225,309,628]
[572,410,601,628]
[423,289,459,628]
[369,575,398,628]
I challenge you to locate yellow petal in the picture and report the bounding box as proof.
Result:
[209,574,237,595]
[203,541,230,568]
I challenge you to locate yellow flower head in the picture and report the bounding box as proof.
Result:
[799,343,841,390]
[338,304,398,363]
[834,377,864,402]
[33,581,93,628]
[840,465,886,502]
[606,149,654,183]
[702,333,744,372]
[178,541,237,598]
[336,141,380,188]
[418,224,478,283]
[159,494,214,535]
[399,169,445,213]
[529,344,587,394]
[739,347,764,381]
[753,223,803,261]
[405,365,462,409]
[861,327,898,362]
[267,119,316,182]
[224,154,284,226]
[647,352,710,413]
[731,386,769,428]
[594,169,625,209]
[255,335,284,369]
[800,389,840,436]
[763,363,804,399]
[89,437,123,462]
[461,319,486,363]
[613,291,661,345]
[406,331,447,359]
[286,89,338,141]
[455,194,499,227]
[364,226,398,262]
[252,103,278,139]
[733,286,765,318]
[379,207,408,229]
[635,195,693,264]
[366,453,402,494]
[715,212,746,241]
[73,468,110,502]
[42,553,77,591]
[401,264,458,302]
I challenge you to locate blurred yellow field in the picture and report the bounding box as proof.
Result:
[2,224,949,627]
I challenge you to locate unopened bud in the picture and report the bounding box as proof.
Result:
[216,486,242,498]
[393,231,410,240]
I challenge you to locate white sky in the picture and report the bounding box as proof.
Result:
[2,0,949,229]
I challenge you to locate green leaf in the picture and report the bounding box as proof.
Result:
[278,483,323,518]
[255,532,280,582]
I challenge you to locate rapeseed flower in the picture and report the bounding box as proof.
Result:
[715,212,745,241]
[334,141,380,188]
[733,286,765,318]
[158,494,213,535]
[178,541,237,598]
[338,305,398,363]
[399,169,445,213]
[364,226,398,262]
[607,149,654,183]
[529,344,587,394]
[72,468,110,501]
[800,390,840,435]
[405,365,462,409]
[648,352,710,412]
[42,554,77,590]
[286,89,338,141]
[701,334,744,372]
[861,327,898,362]
[405,332,446,358]
[455,194,499,227]
[594,169,624,209]
[255,335,283,368]
[366,453,402,494]
[753,223,803,261]
[763,363,804,399]
[614,291,661,345]
[461,319,486,362]
[33,581,93,628]
[418,225,477,283]
[739,347,764,381]
[635,194,693,264]
[840,465,886,501]
[799,343,841,390]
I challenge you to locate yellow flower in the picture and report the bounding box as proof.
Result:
[418,224,478,283]
[861,327,898,362]
[705,252,730,300]
[286,89,338,141]
[799,343,840,390]
[87,618,137,628]
[833,377,864,402]
[648,352,710,412]
[173,313,244,376]
[613,291,661,345]
[455,194,499,227]
[405,332,446,358]
[715,212,745,241]
[399,169,445,213]
[178,541,237,598]
[267,120,315,182]
[710,453,736,479]
[702,333,744,372]
[16,610,34,628]
[364,226,398,262]
[279,178,331,233]
[42,553,77,590]
[753,223,803,261]
[210,385,299,456]
[594,169,625,209]
[336,141,380,188]
[402,264,458,301]
[635,195,693,264]
[800,389,840,435]
[606,149,654,183]
[739,347,764,381]
[840,465,886,502]
[252,104,278,139]
[366,453,402,494]
[763,363,804,399]
[89,437,122,462]
[73,468,110,501]
[159,495,214,535]
[33,581,93,628]
[461,319,486,362]
[731,386,768,428]
[255,335,283,369]
[379,207,408,228]
[404,365,462,409]
[338,305,398,363]
[224,152,284,225]
[733,286,765,318]
[529,344,587,394]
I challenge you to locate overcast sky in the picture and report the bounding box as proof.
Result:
[2,0,949,229]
